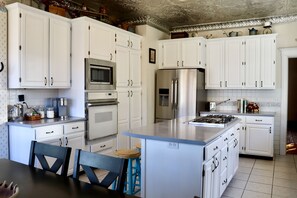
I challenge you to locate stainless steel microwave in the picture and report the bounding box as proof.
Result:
[85,58,116,90]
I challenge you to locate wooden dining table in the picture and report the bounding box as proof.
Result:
[0,159,139,198]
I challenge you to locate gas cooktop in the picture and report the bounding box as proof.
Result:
[188,115,235,128]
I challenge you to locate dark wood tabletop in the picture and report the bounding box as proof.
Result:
[0,159,139,198]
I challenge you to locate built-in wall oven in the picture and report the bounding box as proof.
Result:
[85,91,118,140]
[85,58,116,90]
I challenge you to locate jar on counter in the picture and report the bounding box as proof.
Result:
[46,107,54,119]
[37,106,45,119]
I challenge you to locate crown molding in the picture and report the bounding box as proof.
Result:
[170,14,297,33]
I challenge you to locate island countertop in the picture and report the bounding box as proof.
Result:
[124,116,240,145]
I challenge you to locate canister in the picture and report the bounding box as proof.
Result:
[46,107,54,118]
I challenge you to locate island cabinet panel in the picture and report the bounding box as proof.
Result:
[144,139,204,198]
[139,123,240,198]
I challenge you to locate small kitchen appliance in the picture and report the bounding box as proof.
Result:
[47,97,69,119]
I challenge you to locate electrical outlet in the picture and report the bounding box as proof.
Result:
[168,142,179,149]
[18,95,24,102]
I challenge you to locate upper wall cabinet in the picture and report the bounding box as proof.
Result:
[7,3,71,89]
[205,34,276,90]
[158,37,206,69]
[89,22,115,62]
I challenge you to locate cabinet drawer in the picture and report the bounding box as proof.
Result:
[64,121,85,134]
[246,116,273,124]
[35,125,63,140]
[90,139,114,153]
[205,137,223,161]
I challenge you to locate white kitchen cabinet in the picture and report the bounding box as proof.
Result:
[224,38,245,88]
[205,39,224,89]
[115,45,141,88]
[260,36,276,89]
[234,115,246,154]
[89,22,115,62]
[49,18,71,87]
[158,37,206,69]
[203,151,221,198]
[117,88,142,149]
[115,31,141,50]
[227,127,239,184]
[9,121,85,175]
[245,116,274,157]
[205,34,276,90]
[7,3,71,89]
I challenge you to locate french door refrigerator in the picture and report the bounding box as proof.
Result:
[155,69,206,122]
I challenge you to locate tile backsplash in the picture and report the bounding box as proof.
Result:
[207,89,281,155]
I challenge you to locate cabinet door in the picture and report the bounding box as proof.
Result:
[116,46,130,87]
[117,88,130,149]
[245,37,260,88]
[224,39,244,88]
[49,18,71,88]
[212,152,221,198]
[246,124,273,156]
[20,9,49,87]
[227,138,235,183]
[260,36,276,89]
[130,49,141,87]
[205,40,224,89]
[198,39,206,68]
[203,159,214,198]
[115,31,130,48]
[181,39,198,68]
[64,132,84,175]
[89,23,115,62]
[160,41,180,68]
[130,88,142,129]
[129,35,141,50]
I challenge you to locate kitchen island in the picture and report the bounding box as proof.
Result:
[124,117,241,198]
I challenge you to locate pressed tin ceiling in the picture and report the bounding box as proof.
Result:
[70,0,297,31]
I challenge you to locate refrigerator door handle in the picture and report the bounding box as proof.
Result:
[0,62,4,72]
[174,79,178,109]
[171,79,175,109]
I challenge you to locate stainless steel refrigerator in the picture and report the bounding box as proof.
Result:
[155,69,206,121]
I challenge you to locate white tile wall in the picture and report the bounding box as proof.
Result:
[207,88,281,155]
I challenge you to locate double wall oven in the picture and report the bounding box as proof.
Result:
[85,58,118,140]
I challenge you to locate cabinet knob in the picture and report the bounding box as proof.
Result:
[44,77,47,86]
[51,77,53,86]
[131,41,133,48]
[127,80,130,86]
[110,53,113,61]
[131,90,133,97]
[127,40,130,47]
[65,137,68,146]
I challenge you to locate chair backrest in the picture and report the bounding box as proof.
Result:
[73,149,128,193]
[29,141,71,177]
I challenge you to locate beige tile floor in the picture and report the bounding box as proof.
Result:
[222,154,297,198]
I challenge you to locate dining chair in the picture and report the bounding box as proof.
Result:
[29,140,72,177]
[72,149,128,193]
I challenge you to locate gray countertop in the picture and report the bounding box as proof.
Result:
[200,110,276,117]
[124,117,240,145]
[7,117,86,128]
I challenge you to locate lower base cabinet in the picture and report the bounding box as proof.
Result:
[203,125,239,198]
[9,121,85,175]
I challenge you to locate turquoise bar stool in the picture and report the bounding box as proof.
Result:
[114,149,141,195]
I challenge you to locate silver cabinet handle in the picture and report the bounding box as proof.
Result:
[130,41,133,48]
[46,131,54,134]
[225,81,227,87]
[51,77,53,86]
[255,119,262,122]
[213,146,218,151]
[128,90,130,97]
[44,77,47,86]
[182,61,184,67]
[261,81,263,87]
[131,90,133,97]
[127,40,130,47]
[59,138,62,147]
[127,80,130,86]
[72,126,79,129]
[110,53,112,61]
[220,81,222,87]
[100,144,106,148]
[255,81,257,87]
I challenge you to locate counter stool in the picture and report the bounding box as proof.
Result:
[114,149,141,195]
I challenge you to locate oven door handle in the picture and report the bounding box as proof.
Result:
[87,101,119,107]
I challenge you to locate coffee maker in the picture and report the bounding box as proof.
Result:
[47,97,69,119]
